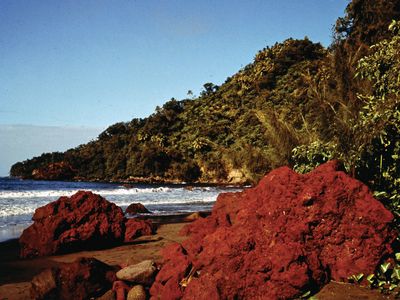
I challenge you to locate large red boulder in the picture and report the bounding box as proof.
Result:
[150,161,397,299]
[20,191,125,258]
[30,257,116,300]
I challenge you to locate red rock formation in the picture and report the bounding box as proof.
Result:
[150,161,397,299]
[20,191,125,258]
[125,203,152,215]
[30,257,116,300]
[124,218,155,242]
[32,161,76,180]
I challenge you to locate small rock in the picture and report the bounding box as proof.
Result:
[116,260,157,285]
[125,203,151,215]
[127,285,146,300]
[97,289,116,300]
[30,268,57,299]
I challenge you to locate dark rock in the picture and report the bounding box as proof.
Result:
[124,218,155,242]
[20,191,125,258]
[150,161,397,299]
[30,268,57,299]
[125,203,151,215]
[31,257,115,300]
[32,162,76,181]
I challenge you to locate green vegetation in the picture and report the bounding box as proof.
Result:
[348,253,400,296]
[10,0,400,217]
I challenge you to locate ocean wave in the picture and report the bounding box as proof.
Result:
[0,186,183,199]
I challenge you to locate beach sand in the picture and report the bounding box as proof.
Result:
[0,218,186,300]
[0,215,393,300]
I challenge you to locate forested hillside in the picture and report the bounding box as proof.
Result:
[11,0,400,205]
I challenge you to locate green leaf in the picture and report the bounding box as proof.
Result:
[348,273,364,283]
[355,273,364,282]
[395,253,400,261]
[380,262,391,274]
[300,290,311,298]
[367,274,375,284]
[392,268,400,280]
[378,280,386,287]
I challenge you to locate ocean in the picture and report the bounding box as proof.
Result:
[0,177,242,242]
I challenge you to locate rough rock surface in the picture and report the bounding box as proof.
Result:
[125,203,152,215]
[150,161,397,299]
[124,219,155,242]
[30,257,116,300]
[127,285,147,300]
[30,268,57,299]
[116,260,157,285]
[20,191,125,258]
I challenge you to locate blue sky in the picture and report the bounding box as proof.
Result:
[0,0,349,175]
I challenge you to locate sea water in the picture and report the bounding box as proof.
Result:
[0,177,242,242]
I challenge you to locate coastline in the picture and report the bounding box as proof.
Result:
[7,175,249,188]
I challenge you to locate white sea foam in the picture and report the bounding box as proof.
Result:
[0,186,176,199]
[0,187,236,218]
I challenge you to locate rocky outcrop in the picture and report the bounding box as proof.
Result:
[32,162,76,181]
[150,161,397,299]
[20,191,125,258]
[30,257,116,300]
[125,203,151,215]
[124,219,155,242]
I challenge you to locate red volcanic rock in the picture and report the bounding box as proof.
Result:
[32,161,76,181]
[112,280,131,300]
[124,218,155,242]
[125,203,152,215]
[20,191,125,258]
[30,257,116,300]
[150,161,397,299]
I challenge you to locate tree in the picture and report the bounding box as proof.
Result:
[200,82,219,96]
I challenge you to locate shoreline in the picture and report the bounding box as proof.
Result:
[6,176,249,188]
[0,214,189,299]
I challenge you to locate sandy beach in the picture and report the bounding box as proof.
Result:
[0,217,187,300]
